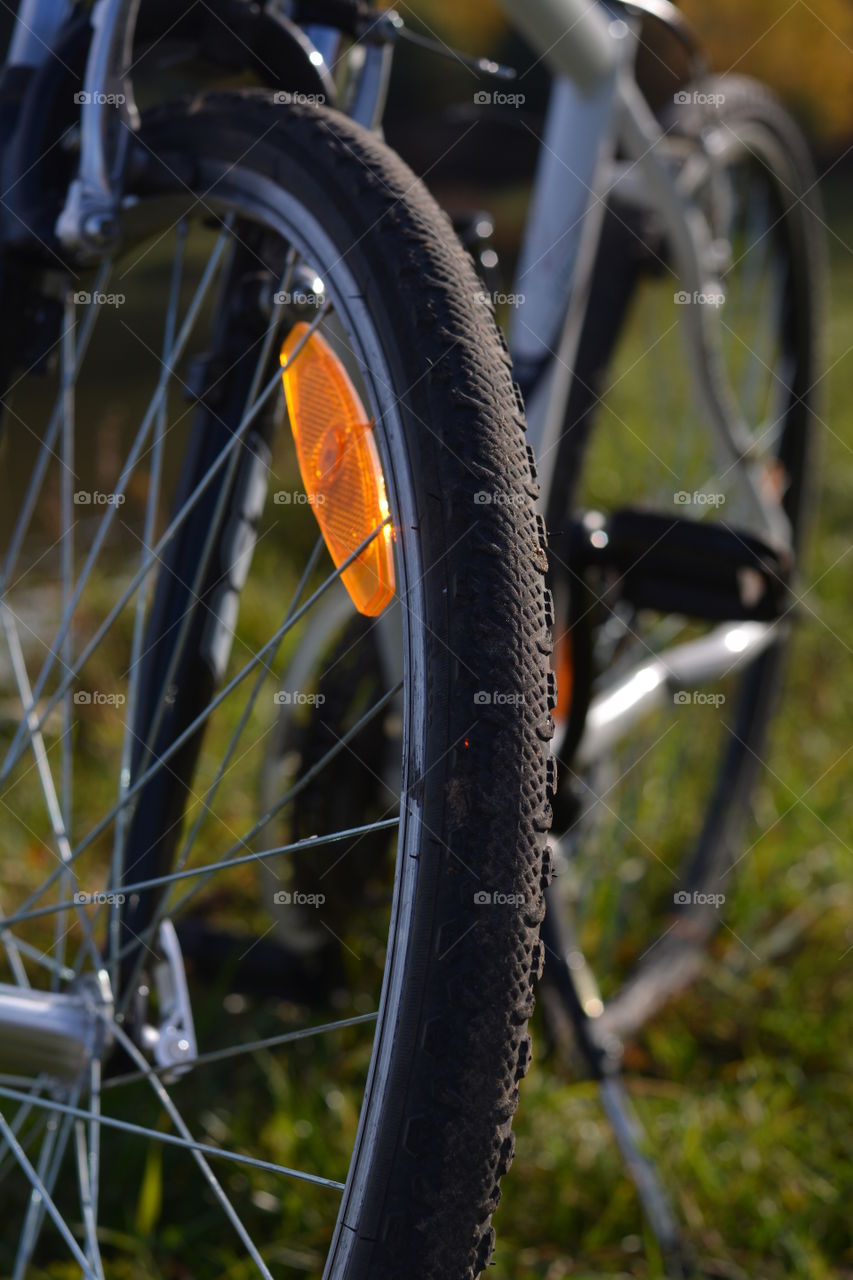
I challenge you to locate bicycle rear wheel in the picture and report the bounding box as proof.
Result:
[544,75,823,1043]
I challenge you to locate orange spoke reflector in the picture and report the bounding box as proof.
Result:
[280,322,395,616]
[553,628,574,725]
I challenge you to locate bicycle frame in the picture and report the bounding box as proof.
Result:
[0,4,803,1255]
[492,0,789,765]
[1,0,791,545]
[0,0,790,749]
[498,0,789,551]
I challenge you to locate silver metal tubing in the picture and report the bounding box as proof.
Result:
[599,1075,683,1255]
[0,974,111,1084]
[574,621,779,766]
[56,0,141,253]
[615,72,793,549]
[6,0,74,67]
[497,0,618,93]
[348,39,395,130]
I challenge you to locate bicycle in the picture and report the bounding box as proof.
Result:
[263,0,823,1270]
[501,13,821,1262]
[0,1,556,1276]
[0,0,824,1273]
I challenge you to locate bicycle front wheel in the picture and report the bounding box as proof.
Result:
[0,93,552,1279]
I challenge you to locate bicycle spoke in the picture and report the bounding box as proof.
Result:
[115,680,402,967]
[2,285,332,803]
[106,1019,278,1277]
[74,1116,104,1280]
[10,362,286,796]
[108,222,187,991]
[0,932,74,981]
[46,519,388,904]
[14,1105,82,1280]
[246,247,299,407]
[121,281,327,777]
[0,262,111,597]
[0,1081,346,1191]
[55,294,76,987]
[739,173,771,310]
[0,1078,51,1182]
[0,893,29,987]
[0,1098,94,1279]
[0,219,235,786]
[5,286,327,802]
[2,817,399,933]
[13,1107,66,1280]
[0,606,100,971]
[88,1058,102,1237]
[112,534,327,1004]
[741,246,783,427]
[0,115,456,1274]
[121,261,320,821]
[173,535,324,873]
[102,1011,378,1090]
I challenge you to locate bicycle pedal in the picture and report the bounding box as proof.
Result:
[552,506,792,623]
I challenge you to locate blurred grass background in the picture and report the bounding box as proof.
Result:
[391,2,853,1275]
[491,201,853,1279]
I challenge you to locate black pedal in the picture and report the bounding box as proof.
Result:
[551,507,792,623]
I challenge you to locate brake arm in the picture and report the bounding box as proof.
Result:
[55,0,140,256]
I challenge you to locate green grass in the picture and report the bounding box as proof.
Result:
[489,192,853,1279]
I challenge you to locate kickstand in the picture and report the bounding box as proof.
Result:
[540,896,694,1278]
